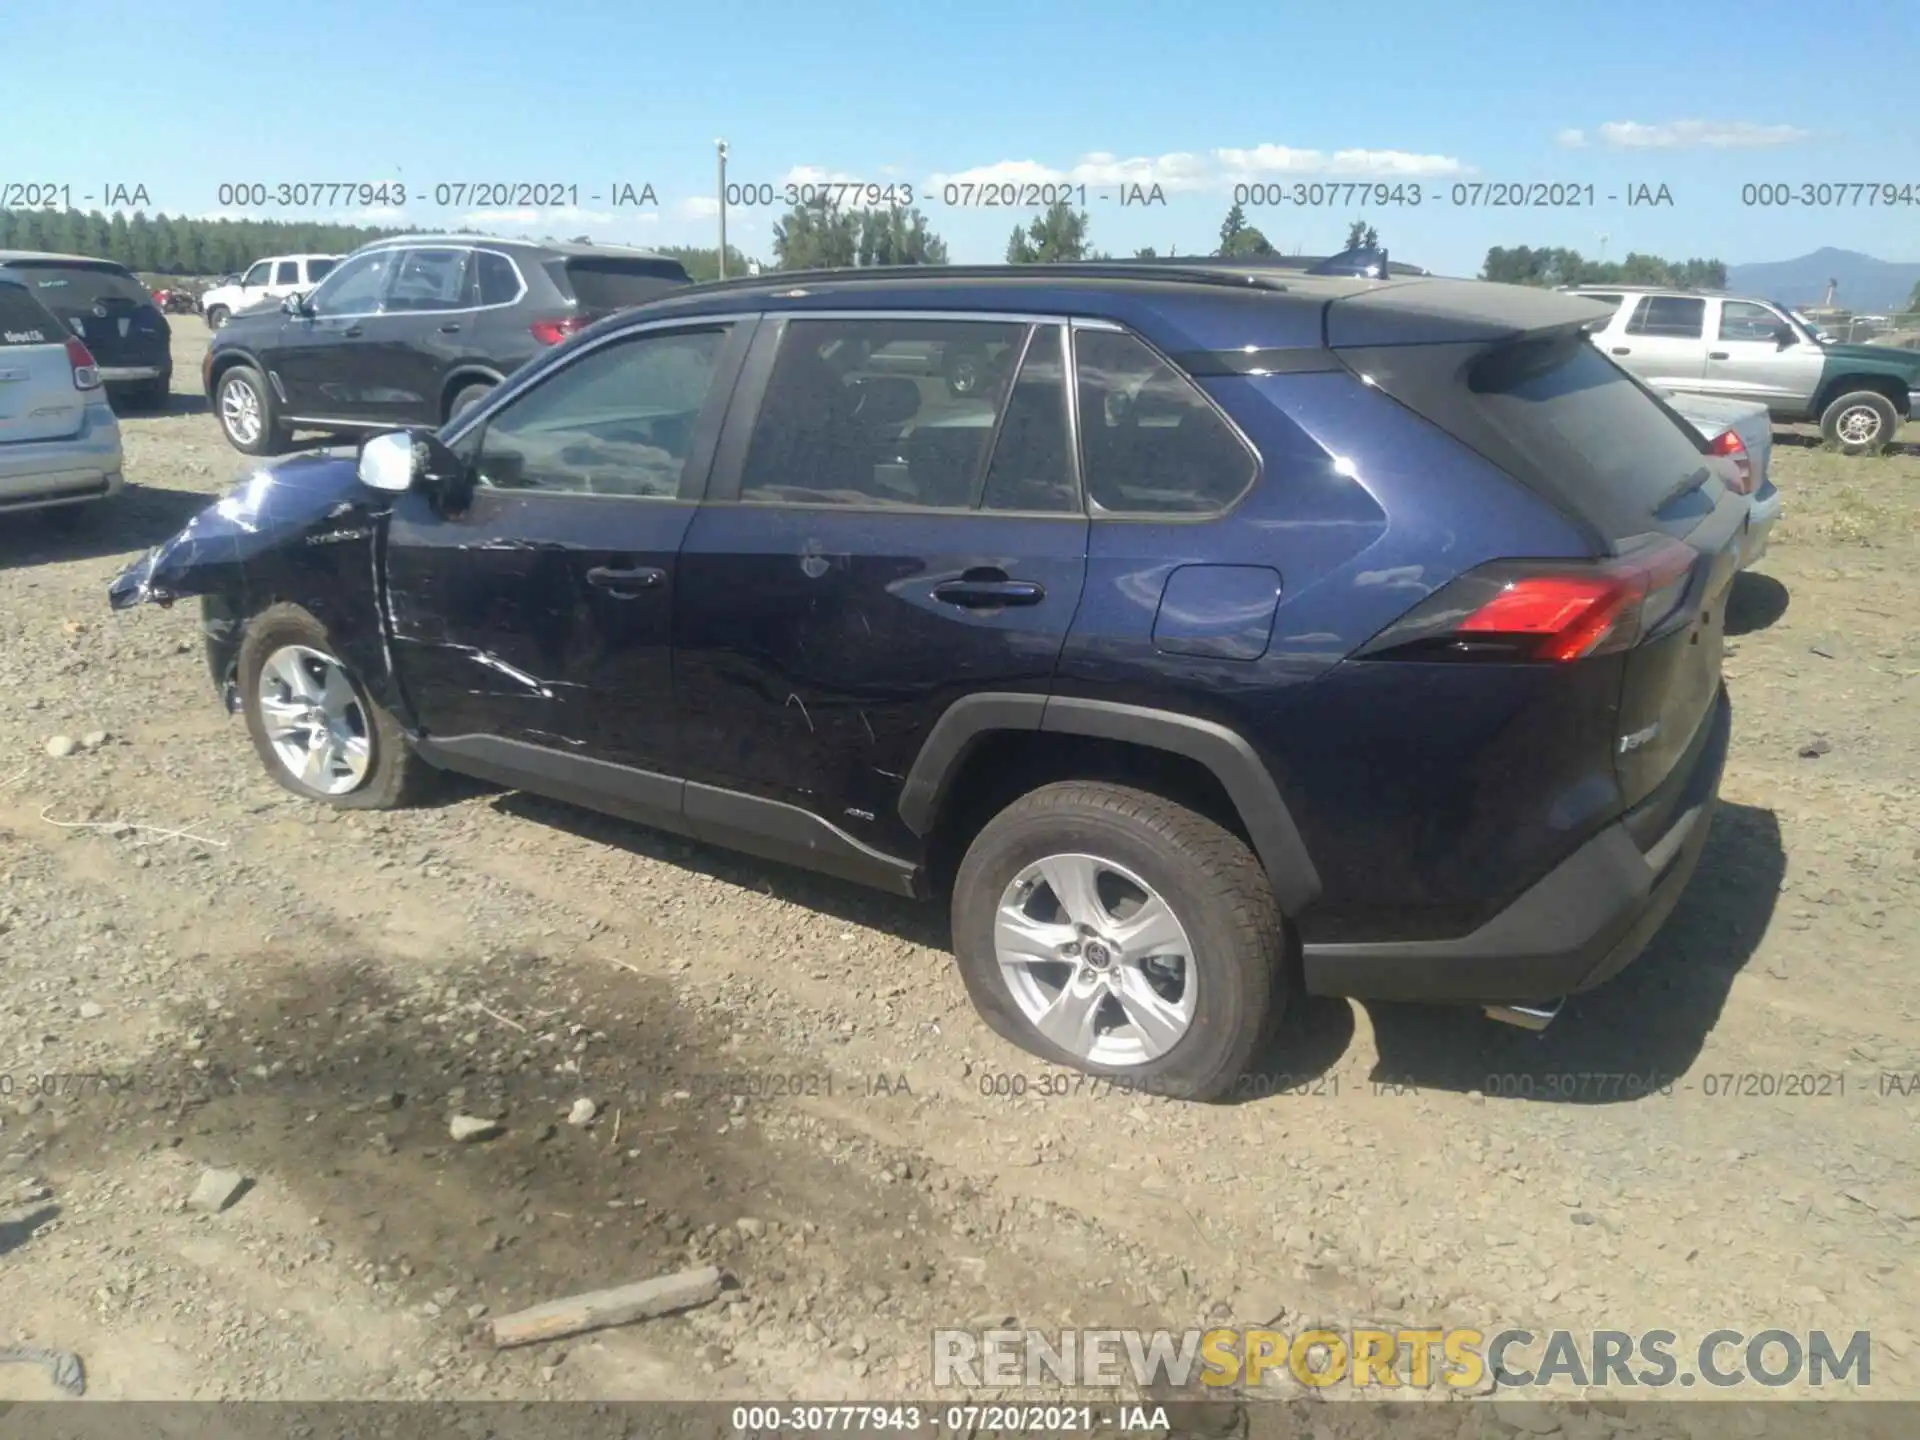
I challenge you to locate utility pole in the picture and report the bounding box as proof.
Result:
[1599,233,1609,263]
[716,139,729,279]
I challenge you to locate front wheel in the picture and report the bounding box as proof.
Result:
[237,603,432,810]
[216,364,288,455]
[951,782,1287,1101]
[1820,390,1898,454]
[205,306,229,330]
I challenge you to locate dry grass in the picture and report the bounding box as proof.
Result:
[1767,438,1920,551]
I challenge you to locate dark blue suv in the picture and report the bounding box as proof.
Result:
[109,262,1740,1100]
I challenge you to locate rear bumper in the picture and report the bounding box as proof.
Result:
[1302,685,1730,1003]
[0,408,125,511]
[99,364,168,384]
[1741,481,1782,568]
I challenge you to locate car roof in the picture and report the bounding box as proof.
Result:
[1563,284,1742,298]
[352,234,679,262]
[0,250,139,270]
[618,264,1610,352]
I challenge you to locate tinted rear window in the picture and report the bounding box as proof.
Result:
[554,256,691,311]
[0,284,62,344]
[8,262,150,313]
[307,258,337,282]
[1343,328,1719,541]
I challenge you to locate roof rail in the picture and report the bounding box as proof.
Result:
[682,261,1297,295]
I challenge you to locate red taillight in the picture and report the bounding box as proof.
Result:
[1708,429,1754,495]
[66,336,100,391]
[530,316,588,346]
[1359,539,1699,664]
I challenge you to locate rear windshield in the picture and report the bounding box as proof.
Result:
[6,261,151,314]
[0,284,62,345]
[1340,328,1719,542]
[554,256,691,312]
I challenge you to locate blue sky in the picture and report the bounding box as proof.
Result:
[10,0,1918,274]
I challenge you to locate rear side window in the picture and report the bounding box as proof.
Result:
[980,326,1078,514]
[739,317,1026,508]
[386,248,471,312]
[1074,329,1256,515]
[274,261,300,285]
[476,251,522,306]
[306,258,337,283]
[9,262,150,315]
[1345,329,1719,542]
[0,284,61,344]
[556,257,691,312]
[1625,295,1705,339]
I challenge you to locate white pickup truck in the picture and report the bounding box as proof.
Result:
[201,255,339,330]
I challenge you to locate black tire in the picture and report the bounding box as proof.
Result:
[951,781,1287,1102]
[206,306,229,330]
[1819,389,1898,454]
[237,603,433,810]
[447,381,494,420]
[215,363,289,456]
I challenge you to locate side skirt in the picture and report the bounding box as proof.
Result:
[413,734,923,899]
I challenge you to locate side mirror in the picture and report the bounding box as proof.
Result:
[1773,324,1797,348]
[282,294,309,317]
[358,431,418,492]
[358,429,467,496]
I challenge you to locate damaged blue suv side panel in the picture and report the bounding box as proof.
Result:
[107,453,405,716]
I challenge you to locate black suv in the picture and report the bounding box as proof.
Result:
[114,263,1740,1101]
[204,235,692,455]
[0,251,172,409]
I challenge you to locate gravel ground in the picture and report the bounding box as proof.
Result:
[0,327,1916,1421]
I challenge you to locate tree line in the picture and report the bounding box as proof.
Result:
[5,200,1740,298]
[1481,245,1727,290]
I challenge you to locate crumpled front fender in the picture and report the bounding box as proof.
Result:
[107,452,390,610]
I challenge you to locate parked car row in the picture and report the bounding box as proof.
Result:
[111,263,1750,1098]
[204,236,694,454]
[1566,283,1920,453]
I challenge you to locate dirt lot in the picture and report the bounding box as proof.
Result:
[0,324,1916,1418]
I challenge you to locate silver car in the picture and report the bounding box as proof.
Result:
[1664,390,1780,570]
[0,272,124,522]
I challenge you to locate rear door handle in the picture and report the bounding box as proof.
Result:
[439,323,461,333]
[1609,346,1631,355]
[342,326,363,338]
[1708,351,1729,360]
[586,565,665,594]
[933,579,1044,608]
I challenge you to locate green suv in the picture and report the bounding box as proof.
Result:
[1570,285,1920,453]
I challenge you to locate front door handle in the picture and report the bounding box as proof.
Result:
[586,565,665,595]
[1708,351,1729,360]
[342,326,363,338]
[933,578,1045,608]
[439,323,461,333]
[1609,346,1631,355]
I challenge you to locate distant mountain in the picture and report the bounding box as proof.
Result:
[1727,247,1920,313]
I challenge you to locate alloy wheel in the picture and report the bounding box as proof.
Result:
[993,852,1198,1066]
[257,644,372,796]
[1835,404,1884,446]
[221,377,263,446]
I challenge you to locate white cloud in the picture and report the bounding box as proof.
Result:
[461,205,615,229]
[1596,119,1811,149]
[677,196,721,221]
[927,144,1466,196]
[1557,128,1588,148]
[778,164,858,188]
[1215,145,1465,177]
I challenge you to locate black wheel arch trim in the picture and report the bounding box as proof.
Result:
[898,692,1322,916]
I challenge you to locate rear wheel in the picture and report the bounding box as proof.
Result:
[205,306,229,330]
[216,364,288,455]
[951,781,1286,1101]
[1820,390,1898,454]
[448,381,494,420]
[238,603,431,810]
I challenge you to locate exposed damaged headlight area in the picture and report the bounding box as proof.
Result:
[106,452,387,611]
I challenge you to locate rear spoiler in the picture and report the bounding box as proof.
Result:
[1324,282,1617,349]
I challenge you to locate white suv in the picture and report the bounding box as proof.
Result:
[202,255,339,330]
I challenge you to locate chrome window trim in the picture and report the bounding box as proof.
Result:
[302,243,529,323]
